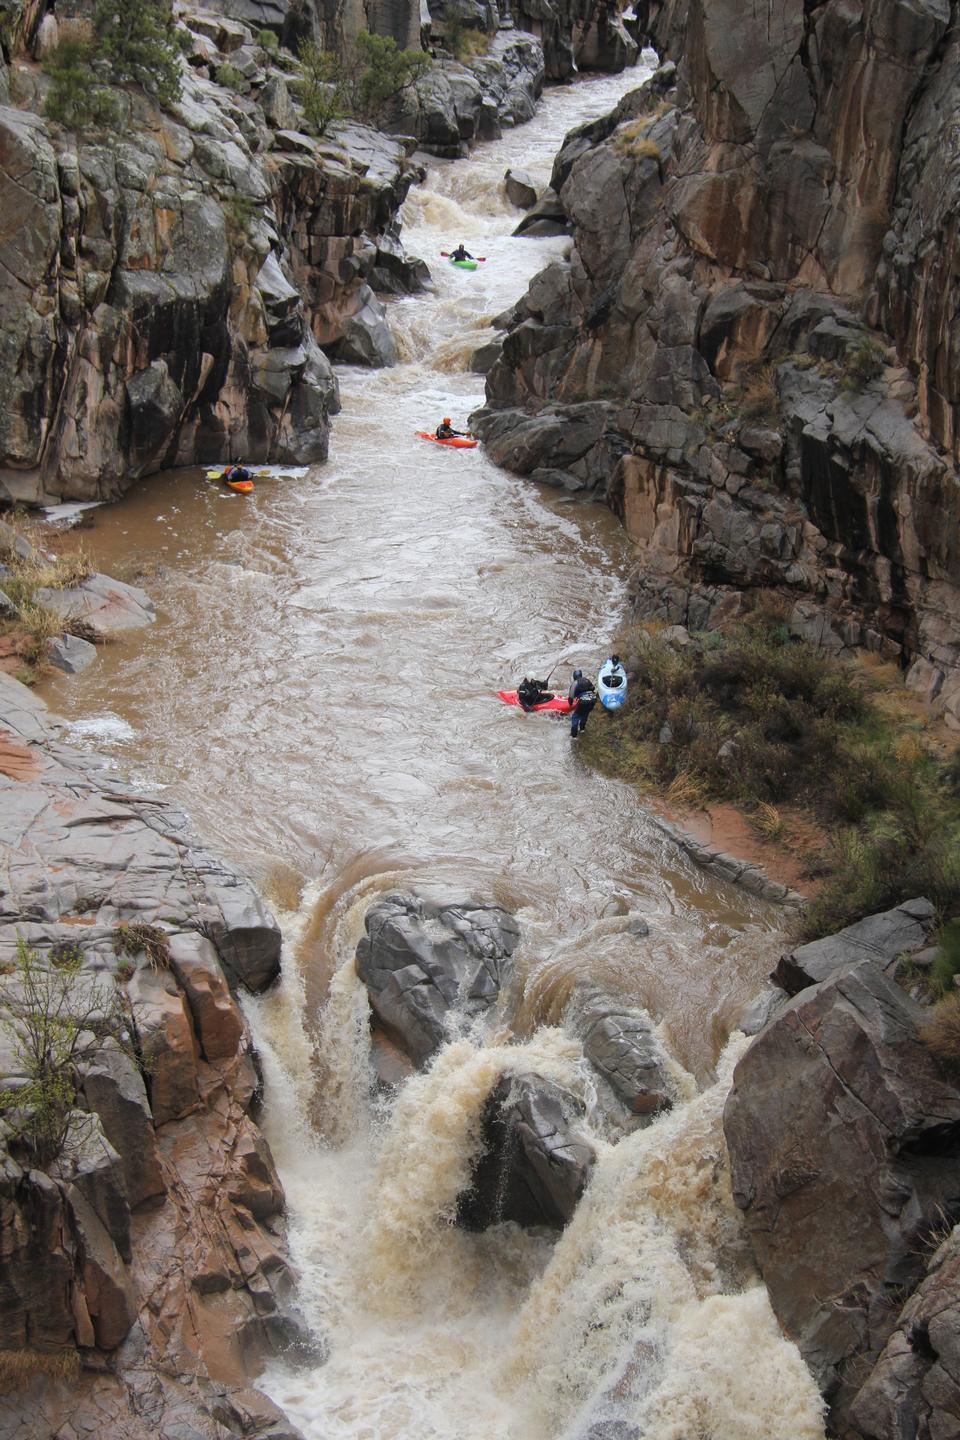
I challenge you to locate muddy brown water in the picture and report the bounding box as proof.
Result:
[40,64,825,1440]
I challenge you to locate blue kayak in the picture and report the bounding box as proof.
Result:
[598,658,628,711]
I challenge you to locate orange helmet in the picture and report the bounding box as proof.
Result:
[443,417,451,424]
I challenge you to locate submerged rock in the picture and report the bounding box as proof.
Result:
[724,955,960,1426]
[356,893,520,1067]
[459,1071,596,1230]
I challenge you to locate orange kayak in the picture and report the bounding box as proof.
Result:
[498,689,573,713]
[225,478,254,493]
[415,431,478,449]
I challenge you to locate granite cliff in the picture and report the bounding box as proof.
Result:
[472,0,960,731]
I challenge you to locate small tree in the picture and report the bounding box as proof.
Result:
[0,938,132,1167]
[298,38,347,134]
[92,0,183,105]
[44,40,120,130]
[349,31,429,122]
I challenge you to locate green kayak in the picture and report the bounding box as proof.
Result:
[450,257,478,271]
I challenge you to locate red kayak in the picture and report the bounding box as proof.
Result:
[415,431,478,449]
[498,689,573,713]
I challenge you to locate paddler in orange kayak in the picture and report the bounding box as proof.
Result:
[436,417,471,440]
[221,462,252,485]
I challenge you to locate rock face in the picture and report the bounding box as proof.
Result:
[0,671,301,1438]
[724,956,960,1429]
[474,0,960,706]
[356,893,520,1066]
[849,1224,960,1440]
[0,16,446,503]
[458,1072,596,1230]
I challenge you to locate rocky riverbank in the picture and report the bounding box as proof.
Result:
[471,0,960,729]
[0,670,303,1438]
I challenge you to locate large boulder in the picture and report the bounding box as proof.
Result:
[724,956,960,1425]
[573,989,676,1116]
[458,1072,596,1230]
[772,897,936,995]
[355,894,520,1067]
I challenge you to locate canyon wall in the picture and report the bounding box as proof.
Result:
[472,0,960,726]
[0,669,306,1437]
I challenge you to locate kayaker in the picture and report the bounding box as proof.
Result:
[436,418,469,439]
[223,462,252,483]
[568,668,598,738]
[517,676,551,710]
[450,244,473,262]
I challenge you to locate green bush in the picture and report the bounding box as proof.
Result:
[0,937,133,1166]
[44,41,120,129]
[297,39,345,133]
[215,61,247,91]
[44,0,182,130]
[258,27,279,50]
[929,920,960,997]
[843,336,886,388]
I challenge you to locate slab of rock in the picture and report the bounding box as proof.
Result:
[355,894,519,1067]
[724,957,960,1423]
[37,573,155,640]
[81,1042,165,1208]
[46,632,97,674]
[329,287,397,367]
[773,897,936,995]
[458,1072,595,1230]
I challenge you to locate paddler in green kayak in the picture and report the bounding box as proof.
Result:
[450,244,474,262]
[436,417,470,440]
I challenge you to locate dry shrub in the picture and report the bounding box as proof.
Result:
[0,1347,80,1393]
[112,921,171,970]
[751,802,785,842]
[922,995,960,1064]
[665,770,709,811]
[738,363,780,421]
[613,118,661,161]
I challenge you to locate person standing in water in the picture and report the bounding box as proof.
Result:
[568,668,598,737]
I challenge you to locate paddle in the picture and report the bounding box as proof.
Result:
[440,252,486,261]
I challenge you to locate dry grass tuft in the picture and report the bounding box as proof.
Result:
[738,363,781,421]
[665,769,709,812]
[0,1347,81,1393]
[614,118,661,161]
[751,801,785,842]
[922,995,960,1063]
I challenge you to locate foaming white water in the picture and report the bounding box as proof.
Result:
[251,978,825,1439]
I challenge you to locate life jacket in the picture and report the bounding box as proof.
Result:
[574,680,597,707]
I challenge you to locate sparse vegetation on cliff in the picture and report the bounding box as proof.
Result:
[0,938,133,1166]
[44,0,182,129]
[581,604,960,941]
[297,32,430,133]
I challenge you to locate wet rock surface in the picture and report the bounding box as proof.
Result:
[571,987,675,1116]
[0,672,303,1438]
[356,893,520,1067]
[724,955,960,1431]
[458,1071,596,1230]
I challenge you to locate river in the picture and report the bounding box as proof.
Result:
[40,59,826,1440]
